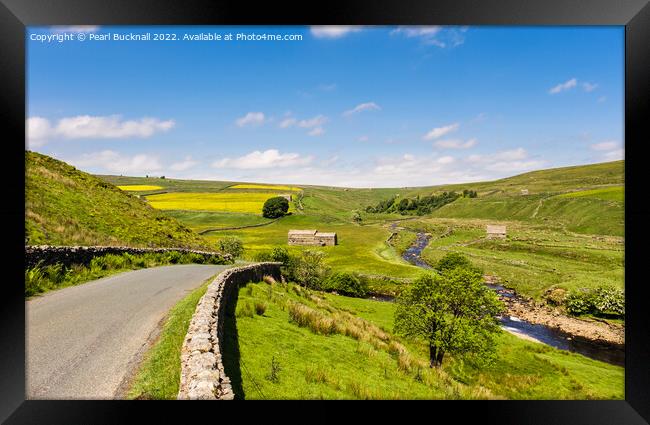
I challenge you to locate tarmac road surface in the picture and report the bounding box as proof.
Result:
[26,264,233,399]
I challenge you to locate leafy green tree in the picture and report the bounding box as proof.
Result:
[351,210,362,224]
[394,268,504,367]
[295,250,328,289]
[324,272,368,297]
[218,236,244,258]
[262,196,289,218]
[436,252,480,274]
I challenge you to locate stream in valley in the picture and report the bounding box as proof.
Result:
[392,231,624,366]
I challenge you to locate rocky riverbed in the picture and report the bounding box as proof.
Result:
[487,277,624,347]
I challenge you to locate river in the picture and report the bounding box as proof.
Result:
[394,231,624,366]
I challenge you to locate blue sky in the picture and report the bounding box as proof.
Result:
[27,25,624,187]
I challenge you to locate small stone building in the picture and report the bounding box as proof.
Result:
[520,189,529,195]
[486,225,507,239]
[288,230,337,246]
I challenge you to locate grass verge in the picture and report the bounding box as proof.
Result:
[126,275,214,399]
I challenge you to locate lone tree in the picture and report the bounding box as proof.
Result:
[394,266,504,368]
[351,210,362,225]
[262,196,289,218]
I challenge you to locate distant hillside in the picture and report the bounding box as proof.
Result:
[25,151,214,249]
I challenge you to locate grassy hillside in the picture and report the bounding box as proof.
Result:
[226,281,622,400]
[25,151,214,249]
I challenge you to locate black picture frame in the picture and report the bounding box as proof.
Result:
[1,0,648,423]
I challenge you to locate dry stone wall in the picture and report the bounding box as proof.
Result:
[177,262,282,400]
[25,245,233,269]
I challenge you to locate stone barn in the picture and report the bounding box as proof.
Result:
[486,225,507,239]
[279,194,292,201]
[288,230,337,246]
[520,189,529,195]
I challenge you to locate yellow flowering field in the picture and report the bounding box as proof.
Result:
[229,184,302,191]
[145,192,294,213]
[117,185,164,191]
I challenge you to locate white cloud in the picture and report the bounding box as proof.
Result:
[358,135,369,142]
[604,149,624,160]
[308,127,325,137]
[298,115,328,128]
[212,149,314,169]
[437,156,455,164]
[422,122,459,140]
[590,140,619,151]
[590,140,623,160]
[25,115,175,145]
[51,26,100,33]
[390,26,466,48]
[310,26,363,39]
[582,82,598,92]
[549,78,577,94]
[279,117,297,128]
[343,102,381,117]
[434,138,477,149]
[463,148,543,173]
[170,156,198,171]
[235,112,266,127]
[26,117,53,147]
[279,114,328,135]
[67,150,162,174]
[390,26,442,38]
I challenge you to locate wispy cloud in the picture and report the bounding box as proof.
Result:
[235,112,267,127]
[590,140,623,160]
[434,138,477,149]
[590,140,619,151]
[343,102,381,117]
[390,26,466,48]
[422,122,459,140]
[212,149,314,169]
[26,115,175,146]
[279,114,328,136]
[549,78,577,94]
[310,26,363,39]
[308,127,325,136]
[582,82,598,92]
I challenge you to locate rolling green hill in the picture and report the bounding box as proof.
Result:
[25,151,215,249]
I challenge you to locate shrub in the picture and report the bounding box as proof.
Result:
[293,250,328,289]
[218,236,244,258]
[323,272,369,297]
[262,197,289,219]
[436,252,473,273]
[565,286,625,317]
[266,356,282,383]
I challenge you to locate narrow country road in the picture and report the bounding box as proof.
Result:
[27,263,234,399]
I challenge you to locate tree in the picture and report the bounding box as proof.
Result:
[394,268,504,368]
[295,250,328,289]
[218,236,244,258]
[262,196,289,218]
[436,252,479,274]
[351,210,362,225]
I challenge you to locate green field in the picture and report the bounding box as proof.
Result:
[227,281,623,400]
[97,160,624,301]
